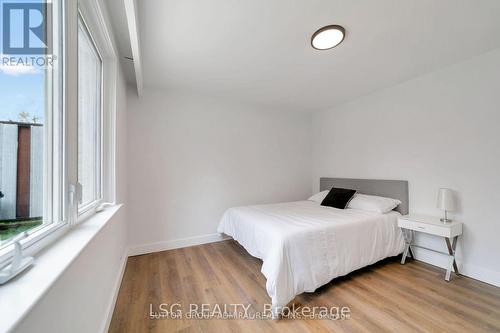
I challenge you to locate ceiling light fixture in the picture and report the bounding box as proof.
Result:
[311,25,345,50]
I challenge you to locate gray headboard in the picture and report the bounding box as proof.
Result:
[320,177,409,215]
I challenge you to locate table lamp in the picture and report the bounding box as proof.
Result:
[437,188,456,223]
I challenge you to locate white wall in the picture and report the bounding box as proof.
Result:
[13,208,127,333]
[312,48,500,286]
[0,124,17,219]
[126,88,312,251]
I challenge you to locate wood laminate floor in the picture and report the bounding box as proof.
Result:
[109,240,500,333]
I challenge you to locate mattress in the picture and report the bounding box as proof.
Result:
[217,200,405,313]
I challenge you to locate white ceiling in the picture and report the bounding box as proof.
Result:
[113,0,500,112]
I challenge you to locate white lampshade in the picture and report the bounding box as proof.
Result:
[437,188,456,211]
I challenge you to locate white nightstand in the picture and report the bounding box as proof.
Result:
[398,215,463,281]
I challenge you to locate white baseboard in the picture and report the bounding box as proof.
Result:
[413,248,500,287]
[100,248,128,333]
[128,233,231,257]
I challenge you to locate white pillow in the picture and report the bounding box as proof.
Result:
[307,190,329,203]
[347,194,401,213]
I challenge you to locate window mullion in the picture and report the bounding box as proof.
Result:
[64,0,79,226]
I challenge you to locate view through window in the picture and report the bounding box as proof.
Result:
[0,0,61,246]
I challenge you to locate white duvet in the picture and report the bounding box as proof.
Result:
[217,200,405,312]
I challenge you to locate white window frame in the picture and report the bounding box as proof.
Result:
[76,0,118,223]
[0,0,117,265]
[77,11,104,216]
[0,0,68,265]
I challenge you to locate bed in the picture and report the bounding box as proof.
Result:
[217,178,408,316]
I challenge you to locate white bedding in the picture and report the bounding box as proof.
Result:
[217,200,405,312]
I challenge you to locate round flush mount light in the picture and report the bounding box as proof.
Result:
[311,25,345,50]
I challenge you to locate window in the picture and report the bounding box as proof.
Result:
[0,0,117,265]
[0,0,64,248]
[78,15,103,213]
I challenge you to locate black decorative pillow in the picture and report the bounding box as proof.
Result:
[321,187,357,209]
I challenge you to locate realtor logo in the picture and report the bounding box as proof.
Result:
[2,2,52,54]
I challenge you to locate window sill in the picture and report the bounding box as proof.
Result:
[0,204,122,333]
